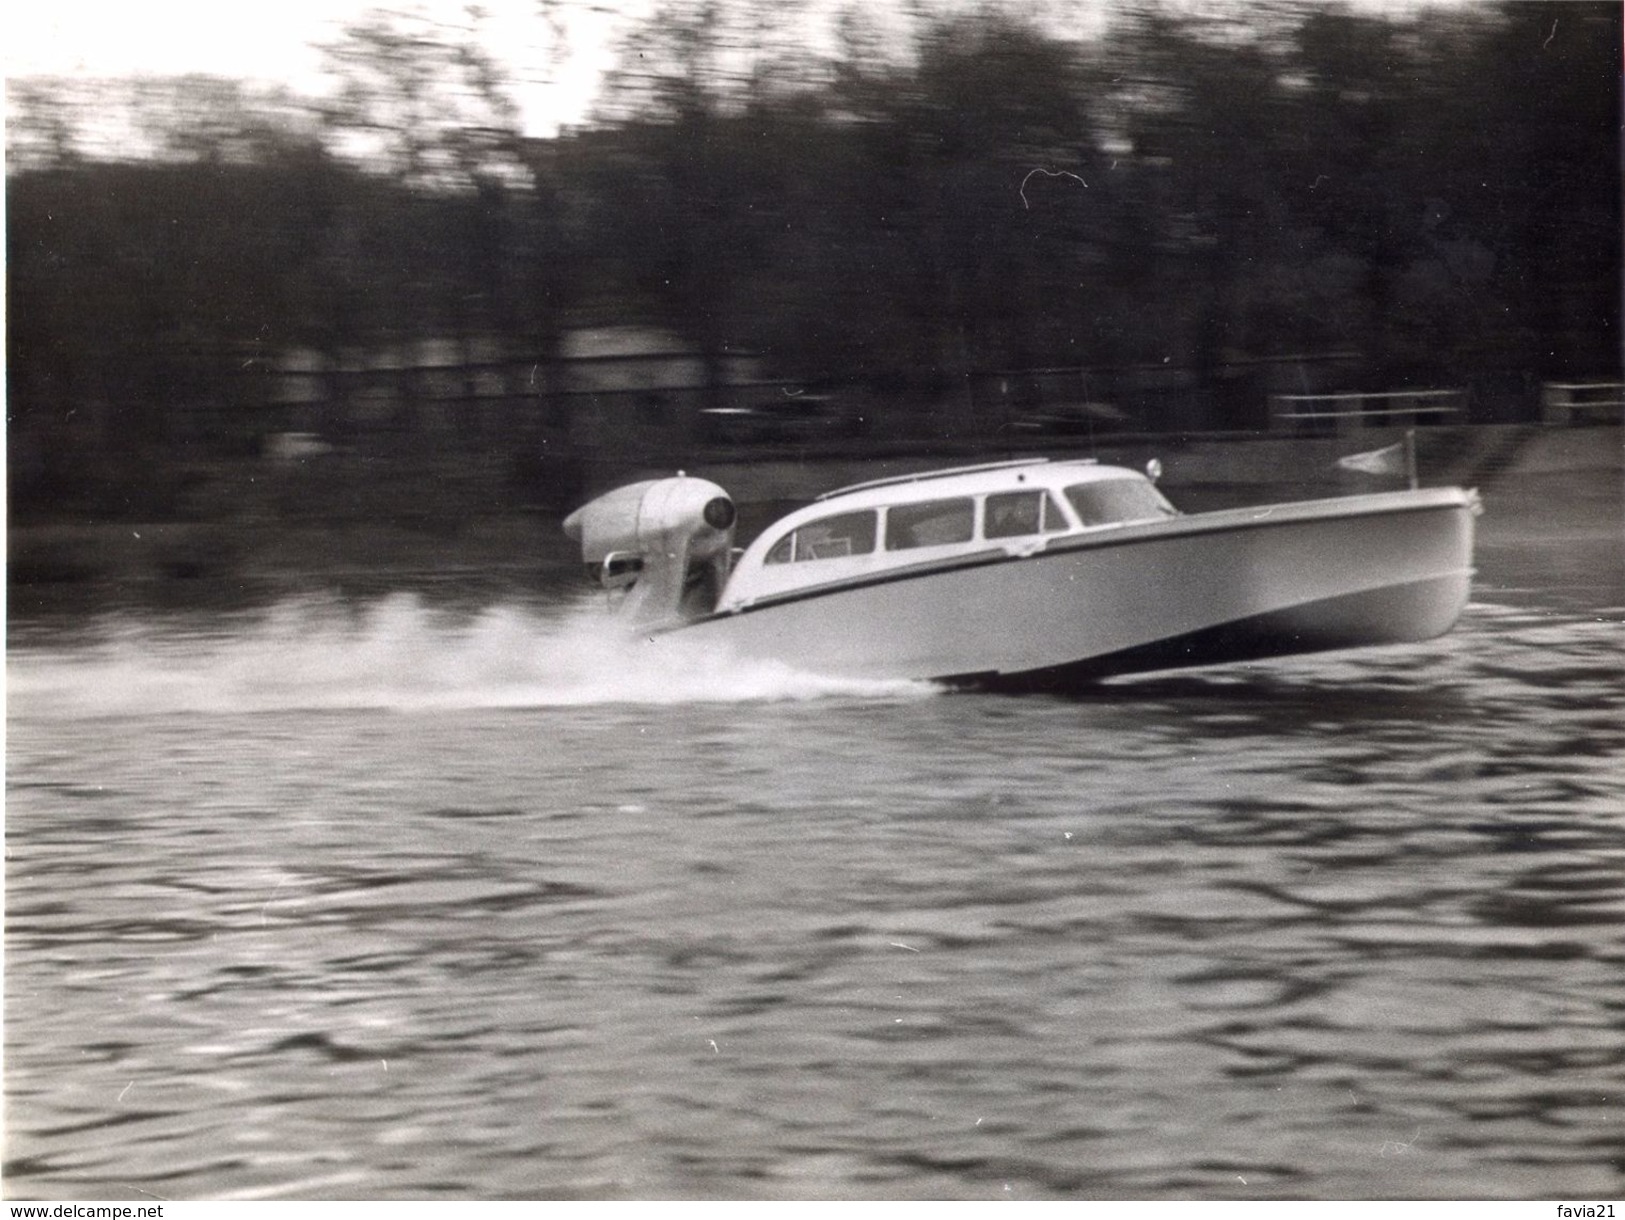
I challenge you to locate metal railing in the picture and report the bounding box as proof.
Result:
[1540,382,1624,426]
[1269,388,1464,435]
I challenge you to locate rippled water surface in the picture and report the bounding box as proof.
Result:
[6,570,1623,1199]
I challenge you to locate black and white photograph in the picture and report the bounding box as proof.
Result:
[6,0,1622,1205]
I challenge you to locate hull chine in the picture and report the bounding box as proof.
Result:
[953,571,1472,692]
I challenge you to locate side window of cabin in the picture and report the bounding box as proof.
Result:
[764,510,878,564]
[886,498,975,550]
[984,490,1070,539]
[1065,479,1177,526]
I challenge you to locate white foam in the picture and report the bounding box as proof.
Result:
[6,594,937,720]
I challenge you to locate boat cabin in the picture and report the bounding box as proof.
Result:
[715,459,1176,612]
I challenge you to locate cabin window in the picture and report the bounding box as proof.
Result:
[984,490,1070,539]
[764,510,878,564]
[886,497,976,550]
[1064,479,1177,526]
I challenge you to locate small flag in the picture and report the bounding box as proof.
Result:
[1337,441,1406,475]
[1337,430,1418,489]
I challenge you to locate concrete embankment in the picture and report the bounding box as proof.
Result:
[8,425,1619,611]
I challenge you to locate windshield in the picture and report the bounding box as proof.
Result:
[1064,478,1177,526]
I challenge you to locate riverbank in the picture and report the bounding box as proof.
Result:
[9,425,1620,619]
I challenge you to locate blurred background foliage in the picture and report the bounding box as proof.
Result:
[6,0,1619,520]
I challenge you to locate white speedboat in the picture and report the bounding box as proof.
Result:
[563,457,1479,689]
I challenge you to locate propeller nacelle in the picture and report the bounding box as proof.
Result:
[563,475,737,625]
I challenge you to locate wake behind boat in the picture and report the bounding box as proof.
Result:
[563,457,1479,690]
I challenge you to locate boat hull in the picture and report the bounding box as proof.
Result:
[672,488,1477,688]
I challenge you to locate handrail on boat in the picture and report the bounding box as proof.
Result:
[816,457,1090,501]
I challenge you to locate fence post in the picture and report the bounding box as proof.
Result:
[1541,383,1569,426]
[1337,396,1359,437]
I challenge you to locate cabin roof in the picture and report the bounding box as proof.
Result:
[814,457,1067,501]
[810,457,1137,512]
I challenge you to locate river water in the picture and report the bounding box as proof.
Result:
[5,536,1623,1200]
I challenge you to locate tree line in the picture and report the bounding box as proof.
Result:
[7,0,1619,519]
